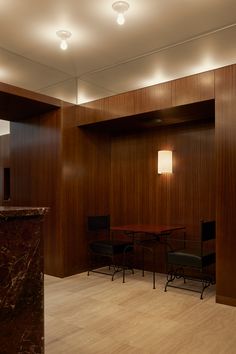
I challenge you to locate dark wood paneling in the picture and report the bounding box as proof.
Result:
[61,104,111,275]
[72,72,216,277]
[78,91,135,125]
[4,65,236,309]
[104,91,135,120]
[215,65,236,305]
[0,81,61,107]
[172,71,215,106]
[0,82,61,121]
[111,122,215,272]
[78,83,171,126]
[80,100,215,135]
[216,295,236,307]
[134,81,172,113]
[10,109,64,277]
[78,72,214,126]
[77,101,105,125]
[0,134,10,204]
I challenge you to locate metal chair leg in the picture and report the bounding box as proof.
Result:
[153,248,156,289]
[164,269,175,292]
[123,252,126,283]
[142,247,145,277]
[87,251,92,276]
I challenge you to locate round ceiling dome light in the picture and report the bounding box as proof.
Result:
[112,1,130,26]
[56,30,72,50]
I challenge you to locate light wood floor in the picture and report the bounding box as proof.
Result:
[45,270,236,354]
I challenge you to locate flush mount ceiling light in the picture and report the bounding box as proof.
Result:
[56,30,72,50]
[112,1,130,25]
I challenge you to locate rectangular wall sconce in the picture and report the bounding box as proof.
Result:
[158,150,172,174]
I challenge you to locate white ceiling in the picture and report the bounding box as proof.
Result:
[0,0,236,114]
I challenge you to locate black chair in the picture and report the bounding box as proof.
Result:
[164,220,215,299]
[87,215,134,281]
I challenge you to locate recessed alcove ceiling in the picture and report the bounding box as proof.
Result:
[0,0,235,135]
[0,90,59,122]
[81,100,215,135]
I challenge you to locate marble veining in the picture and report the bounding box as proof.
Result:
[0,207,48,354]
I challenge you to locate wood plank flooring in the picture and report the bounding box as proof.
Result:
[45,270,236,354]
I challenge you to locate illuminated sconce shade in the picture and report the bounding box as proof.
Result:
[158,150,172,174]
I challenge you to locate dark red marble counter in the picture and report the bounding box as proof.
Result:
[0,206,48,219]
[0,206,48,354]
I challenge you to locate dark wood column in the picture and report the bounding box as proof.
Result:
[215,65,236,306]
[10,109,64,277]
[61,103,111,275]
[0,134,10,205]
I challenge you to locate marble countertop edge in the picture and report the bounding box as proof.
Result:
[0,206,49,218]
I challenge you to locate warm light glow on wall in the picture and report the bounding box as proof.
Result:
[158,150,172,174]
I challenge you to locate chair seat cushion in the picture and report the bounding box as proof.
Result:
[89,240,133,256]
[168,249,215,268]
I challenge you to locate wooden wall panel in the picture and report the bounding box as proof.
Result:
[10,109,64,277]
[215,65,236,306]
[0,134,10,204]
[172,71,215,106]
[77,101,105,125]
[134,81,172,113]
[78,72,214,126]
[78,83,172,126]
[104,91,135,120]
[111,122,215,272]
[61,104,111,275]
[78,91,135,125]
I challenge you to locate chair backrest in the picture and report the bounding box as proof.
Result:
[87,215,110,232]
[201,220,215,242]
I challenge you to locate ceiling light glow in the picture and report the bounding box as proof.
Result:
[56,30,72,50]
[117,13,125,25]
[60,39,68,50]
[112,1,130,26]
